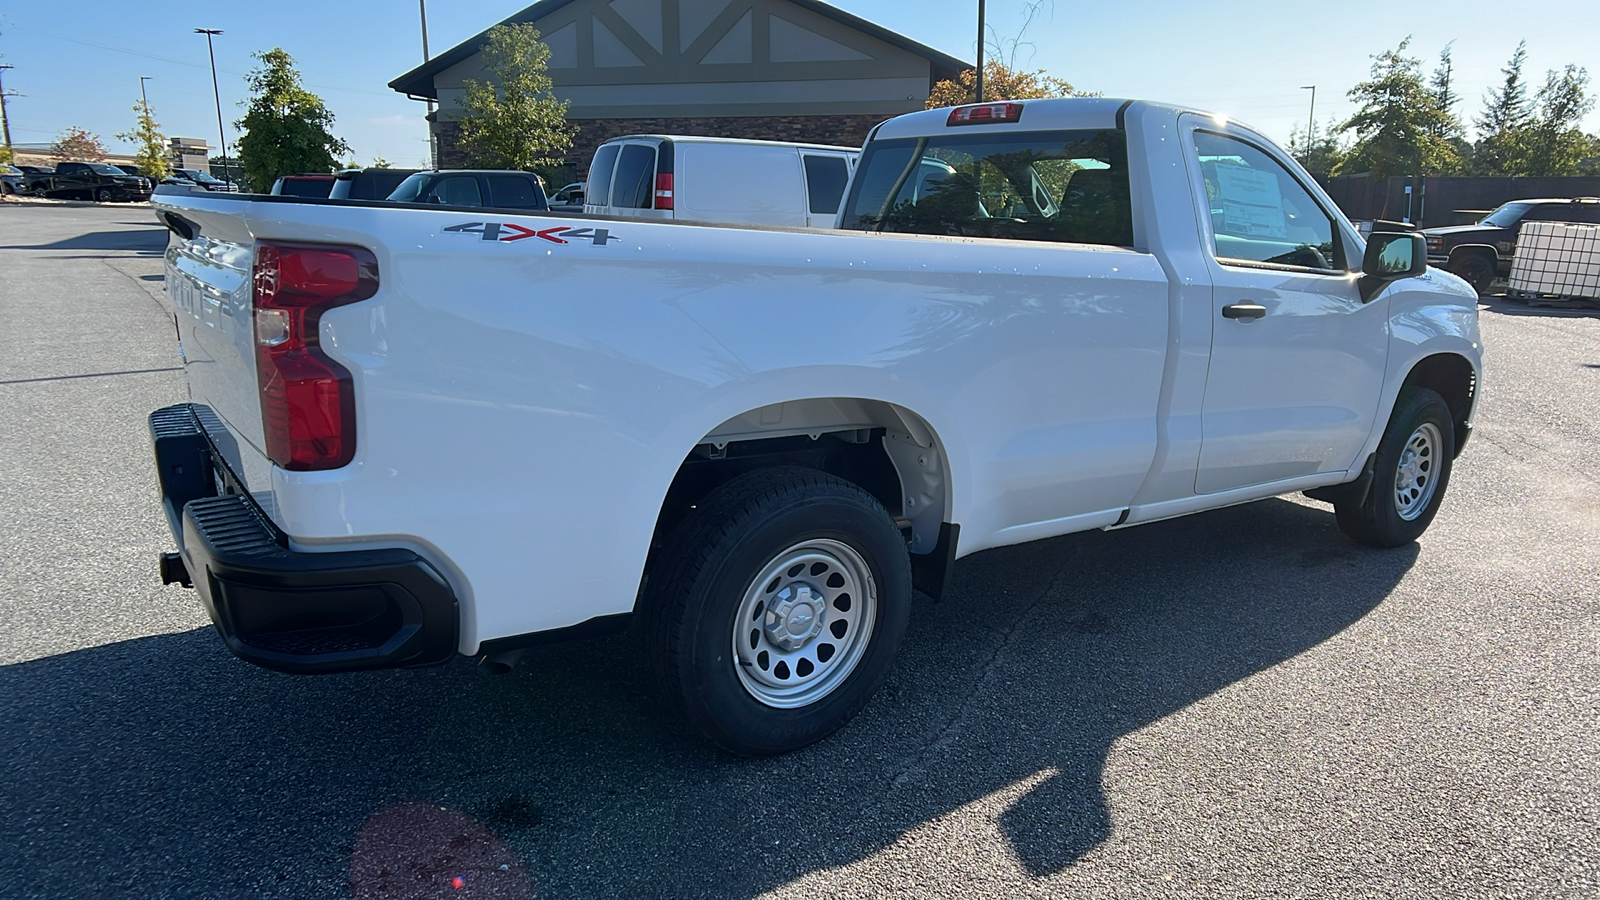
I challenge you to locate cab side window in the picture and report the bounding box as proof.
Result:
[1194,131,1341,271]
[424,175,483,207]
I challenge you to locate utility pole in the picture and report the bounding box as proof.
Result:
[140,75,152,110]
[420,0,437,167]
[195,29,228,180]
[1300,85,1316,152]
[0,65,15,159]
[974,0,986,103]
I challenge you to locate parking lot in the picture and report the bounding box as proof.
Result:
[0,201,1595,899]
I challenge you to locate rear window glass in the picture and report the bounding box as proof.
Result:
[803,155,850,215]
[588,144,620,207]
[487,175,546,209]
[611,144,657,210]
[841,129,1132,246]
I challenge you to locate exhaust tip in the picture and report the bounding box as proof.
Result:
[477,649,528,676]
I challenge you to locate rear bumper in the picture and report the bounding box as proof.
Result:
[150,403,459,674]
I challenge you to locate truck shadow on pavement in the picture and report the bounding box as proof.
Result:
[0,498,1415,898]
[0,228,167,255]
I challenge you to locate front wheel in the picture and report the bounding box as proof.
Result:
[1448,252,1496,295]
[1335,388,1456,547]
[95,187,113,203]
[644,466,911,755]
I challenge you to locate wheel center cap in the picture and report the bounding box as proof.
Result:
[1398,451,1417,490]
[765,585,826,651]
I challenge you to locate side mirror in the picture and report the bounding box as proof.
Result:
[1359,232,1427,301]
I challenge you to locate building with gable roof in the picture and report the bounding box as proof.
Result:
[389,0,968,173]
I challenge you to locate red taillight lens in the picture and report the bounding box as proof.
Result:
[252,242,378,471]
[946,102,1024,126]
[654,172,674,210]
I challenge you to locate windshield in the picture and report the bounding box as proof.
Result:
[87,163,124,175]
[387,173,429,202]
[180,169,222,184]
[1481,202,1531,227]
[0,165,19,175]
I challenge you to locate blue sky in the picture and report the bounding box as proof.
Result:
[2,0,1597,166]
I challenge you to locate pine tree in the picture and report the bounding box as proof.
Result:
[1472,42,1534,174]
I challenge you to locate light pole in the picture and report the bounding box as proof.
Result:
[420,0,437,167]
[974,0,986,103]
[1300,85,1316,151]
[195,29,228,180]
[0,65,14,159]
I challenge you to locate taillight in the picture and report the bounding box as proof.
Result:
[947,102,1024,126]
[252,241,377,471]
[654,172,674,210]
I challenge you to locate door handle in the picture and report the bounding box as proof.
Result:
[1221,303,1267,320]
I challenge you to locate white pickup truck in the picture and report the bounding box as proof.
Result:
[149,98,1481,755]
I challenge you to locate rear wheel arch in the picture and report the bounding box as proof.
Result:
[643,398,954,593]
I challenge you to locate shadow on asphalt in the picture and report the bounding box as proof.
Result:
[1479,296,1600,318]
[1,229,166,255]
[0,498,1416,898]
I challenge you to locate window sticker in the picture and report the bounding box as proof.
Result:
[1214,164,1287,239]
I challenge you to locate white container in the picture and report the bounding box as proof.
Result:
[1508,221,1600,300]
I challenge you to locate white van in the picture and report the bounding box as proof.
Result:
[582,135,859,228]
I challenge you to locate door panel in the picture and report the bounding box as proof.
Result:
[1182,121,1388,494]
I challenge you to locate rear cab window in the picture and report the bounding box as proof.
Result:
[841,129,1132,246]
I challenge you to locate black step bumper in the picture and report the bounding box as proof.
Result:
[150,404,459,674]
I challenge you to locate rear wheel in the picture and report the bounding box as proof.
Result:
[644,466,911,755]
[1448,252,1496,295]
[1335,388,1455,547]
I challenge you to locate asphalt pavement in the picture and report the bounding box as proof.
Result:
[0,202,1595,899]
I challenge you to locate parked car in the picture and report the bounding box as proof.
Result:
[270,174,337,198]
[170,168,238,192]
[17,165,56,193]
[35,161,151,202]
[0,164,27,195]
[385,169,548,210]
[547,181,585,211]
[584,135,858,227]
[328,168,420,201]
[1423,197,1600,293]
[150,97,1480,755]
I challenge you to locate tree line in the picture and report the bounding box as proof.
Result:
[44,26,573,192]
[1295,38,1599,179]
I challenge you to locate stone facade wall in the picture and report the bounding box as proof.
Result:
[432,113,887,178]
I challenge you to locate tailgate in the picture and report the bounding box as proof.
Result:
[159,198,274,495]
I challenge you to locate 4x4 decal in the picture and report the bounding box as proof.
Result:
[444,222,619,245]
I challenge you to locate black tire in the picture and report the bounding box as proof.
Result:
[1335,388,1455,548]
[644,466,911,755]
[1448,252,1496,295]
[95,187,113,203]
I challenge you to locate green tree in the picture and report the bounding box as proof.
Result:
[1522,65,1595,176]
[116,100,170,180]
[1472,42,1534,175]
[235,48,349,190]
[1335,38,1461,177]
[51,126,108,162]
[1288,117,1347,178]
[457,24,575,169]
[0,147,13,165]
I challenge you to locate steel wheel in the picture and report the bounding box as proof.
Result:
[1393,422,1441,521]
[732,539,877,709]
